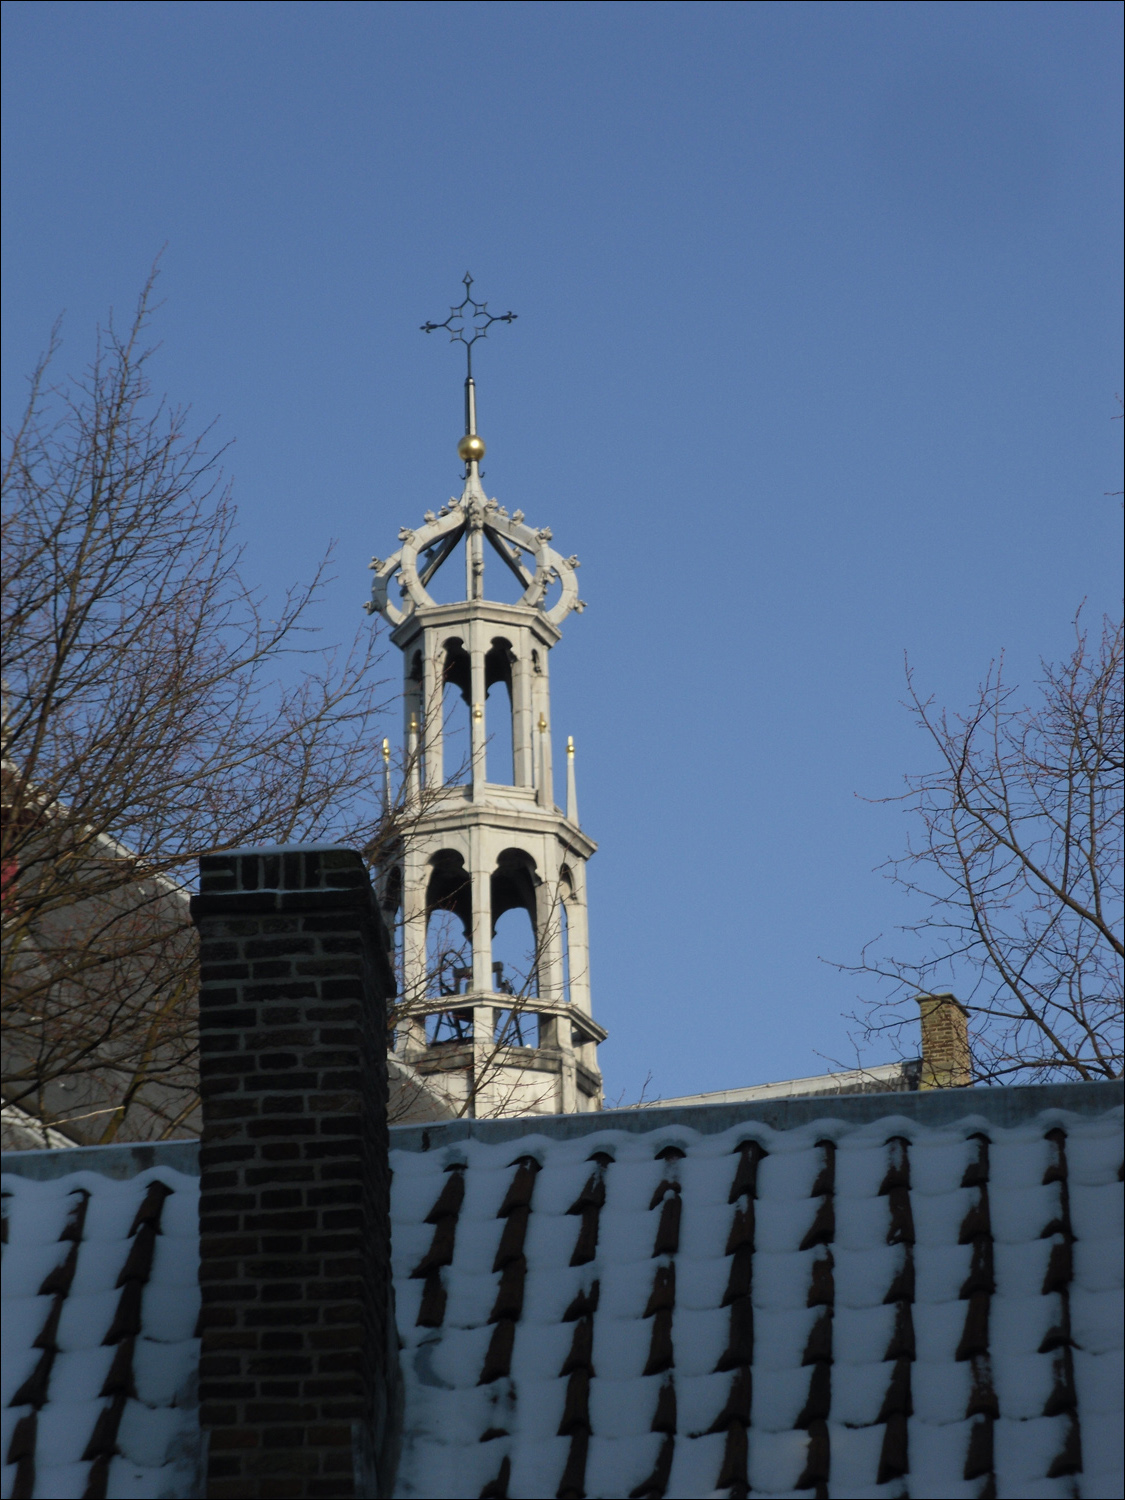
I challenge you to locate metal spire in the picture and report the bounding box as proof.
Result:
[421,274,517,465]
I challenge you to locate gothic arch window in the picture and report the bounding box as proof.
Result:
[441,638,471,785]
[559,865,575,1004]
[490,848,539,1001]
[485,636,516,785]
[405,650,425,779]
[425,850,472,1001]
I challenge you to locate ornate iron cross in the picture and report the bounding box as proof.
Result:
[421,273,517,379]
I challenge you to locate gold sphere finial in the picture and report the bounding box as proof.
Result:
[458,433,486,464]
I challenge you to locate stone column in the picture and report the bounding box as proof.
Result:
[535,654,555,808]
[469,632,487,796]
[535,871,565,1008]
[512,631,534,787]
[421,630,442,789]
[191,846,400,1499]
[469,828,493,998]
[559,1040,578,1114]
[565,864,593,1017]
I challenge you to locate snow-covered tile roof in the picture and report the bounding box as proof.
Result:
[2,1098,1122,1499]
[389,1107,1123,1500]
[1,1165,202,1500]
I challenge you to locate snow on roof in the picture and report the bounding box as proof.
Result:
[389,1105,1124,1500]
[1,1165,202,1500]
[2,1097,1122,1500]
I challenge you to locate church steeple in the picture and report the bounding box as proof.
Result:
[365,279,604,1117]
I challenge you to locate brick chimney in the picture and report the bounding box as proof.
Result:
[916,992,972,1089]
[190,846,400,1499]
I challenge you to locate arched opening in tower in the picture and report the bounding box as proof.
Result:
[406,650,424,782]
[441,638,471,786]
[424,850,473,1044]
[491,849,539,1045]
[485,637,516,785]
[558,866,575,1005]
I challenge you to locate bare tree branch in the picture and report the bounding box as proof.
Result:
[838,613,1123,1083]
[2,271,396,1140]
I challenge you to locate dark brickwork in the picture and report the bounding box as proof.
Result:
[190,847,399,1500]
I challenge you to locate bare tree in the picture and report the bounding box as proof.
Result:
[1,273,396,1142]
[846,613,1123,1083]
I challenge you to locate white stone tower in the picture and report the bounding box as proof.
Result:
[365,277,605,1117]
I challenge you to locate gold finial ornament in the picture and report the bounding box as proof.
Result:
[458,434,486,464]
[567,736,575,756]
[381,737,390,763]
[538,713,548,733]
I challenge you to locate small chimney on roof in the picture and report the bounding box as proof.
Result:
[916,992,972,1088]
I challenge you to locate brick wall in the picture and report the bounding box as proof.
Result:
[190,846,399,1499]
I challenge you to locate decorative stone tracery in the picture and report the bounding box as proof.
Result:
[367,472,585,628]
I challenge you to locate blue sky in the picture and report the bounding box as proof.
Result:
[3,0,1121,1103]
